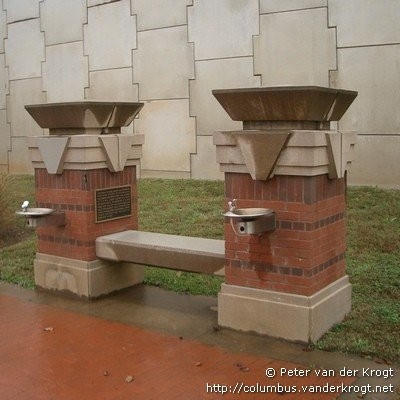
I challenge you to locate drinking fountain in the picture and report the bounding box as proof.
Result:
[223,199,275,235]
[16,200,65,228]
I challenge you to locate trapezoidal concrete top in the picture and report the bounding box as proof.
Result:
[212,86,357,123]
[25,101,144,134]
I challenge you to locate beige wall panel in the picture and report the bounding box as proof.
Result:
[0,110,10,165]
[332,46,400,134]
[42,42,89,102]
[7,78,45,138]
[40,0,87,46]
[9,137,33,174]
[329,0,400,47]
[261,0,326,13]
[0,54,8,109]
[84,0,136,70]
[4,19,45,80]
[190,57,260,136]
[254,9,336,86]
[136,99,196,173]
[140,170,190,179]
[86,68,138,134]
[191,135,223,180]
[0,8,6,53]
[188,0,258,60]
[133,26,194,100]
[132,0,192,31]
[86,68,138,101]
[348,135,400,189]
[3,0,40,23]
[87,0,116,6]
[1,0,398,185]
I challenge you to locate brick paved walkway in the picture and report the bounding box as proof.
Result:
[0,292,359,400]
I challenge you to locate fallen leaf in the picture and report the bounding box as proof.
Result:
[235,362,250,372]
[212,326,221,332]
[373,357,392,365]
[44,327,54,332]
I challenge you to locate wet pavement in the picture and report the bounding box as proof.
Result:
[0,282,398,399]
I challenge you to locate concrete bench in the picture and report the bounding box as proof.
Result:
[95,230,225,276]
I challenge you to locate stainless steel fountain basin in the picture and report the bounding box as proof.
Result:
[16,208,54,217]
[223,207,273,220]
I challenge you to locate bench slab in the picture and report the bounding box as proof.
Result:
[96,230,225,275]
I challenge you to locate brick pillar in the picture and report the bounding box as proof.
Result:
[213,87,358,342]
[219,171,351,342]
[224,173,346,296]
[35,167,139,262]
[32,163,144,299]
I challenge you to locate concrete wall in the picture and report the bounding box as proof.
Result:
[1,0,399,188]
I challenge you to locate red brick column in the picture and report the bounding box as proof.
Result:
[34,166,138,262]
[224,172,347,296]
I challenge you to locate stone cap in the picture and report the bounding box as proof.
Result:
[212,86,357,122]
[25,101,144,130]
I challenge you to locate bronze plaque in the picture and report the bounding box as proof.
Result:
[95,185,132,223]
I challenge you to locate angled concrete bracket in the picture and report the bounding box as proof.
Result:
[325,131,358,179]
[36,136,70,174]
[342,132,358,176]
[233,131,292,180]
[99,135,135,172]
[325,131,342,179]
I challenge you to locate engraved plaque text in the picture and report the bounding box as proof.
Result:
[95,185,132,223]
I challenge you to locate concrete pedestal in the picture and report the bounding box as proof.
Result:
[34,253,144,299]
[218,275,351,343]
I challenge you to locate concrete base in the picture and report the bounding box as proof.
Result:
[218,275,351,343]
[34,253,144,299]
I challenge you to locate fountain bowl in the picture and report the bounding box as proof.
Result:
[16,208,54,217]
[223,207,274,220]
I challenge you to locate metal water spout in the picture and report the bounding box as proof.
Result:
[228,199,236,212]
[16,202,65,228]
[21,200,29,213]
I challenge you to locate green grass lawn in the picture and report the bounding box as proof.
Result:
[316,187,400,363]
[0,175,399,364]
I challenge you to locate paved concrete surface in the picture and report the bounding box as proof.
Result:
[0,282,398,399]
